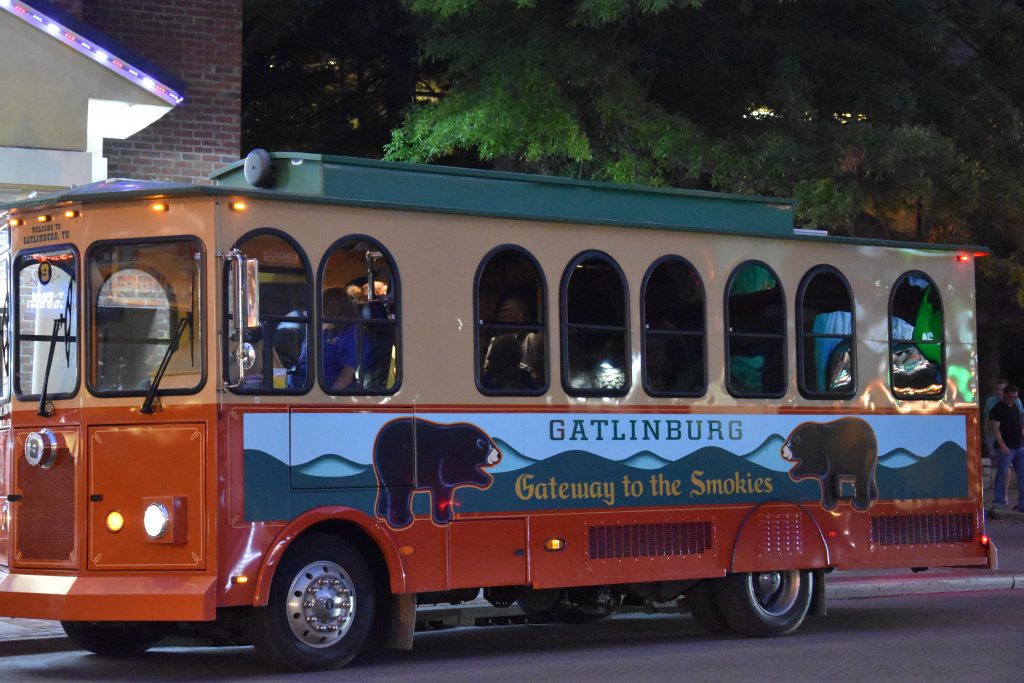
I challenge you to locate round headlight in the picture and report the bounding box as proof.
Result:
[24,429,59,469]
[143,502,170,539]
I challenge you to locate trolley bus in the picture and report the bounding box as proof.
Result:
[0,150,995,670]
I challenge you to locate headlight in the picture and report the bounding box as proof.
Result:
[24,429,59,469]
[143,502,170,539]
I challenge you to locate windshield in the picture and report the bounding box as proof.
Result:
[14,247,78,399]
[88,239,203,395]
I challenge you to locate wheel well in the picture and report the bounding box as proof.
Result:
[300,520,390,596]
[295,520,393,642]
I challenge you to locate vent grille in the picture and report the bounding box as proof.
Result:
[16,446,76,563]
[870,513,975,546]
[588,522,713,560]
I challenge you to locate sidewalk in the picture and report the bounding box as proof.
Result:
[2,510,1021,657]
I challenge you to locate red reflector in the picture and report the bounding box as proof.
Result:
[980,534,990,546]
[827,530,838,538]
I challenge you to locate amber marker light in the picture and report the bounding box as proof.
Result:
[63,209,80,219]
[544,538,566,552]
[106,510,125,533]
[151,202,170,212]
[228,200,248,212]
[36,214,52,223]
[8,218,23,227]
[232,575,249,584]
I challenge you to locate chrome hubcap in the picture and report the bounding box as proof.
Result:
[286,561,356,648]
[750,570,801,617]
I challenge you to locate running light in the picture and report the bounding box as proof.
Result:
[228,201,248,212]
[980,534,990,546]
[63,210,80,219]
[8,218,23,227]
[544,538,566,552]
[150,202,170,212]
[36,214,51,223]
[105,510,125,533]
[0,1,184,105]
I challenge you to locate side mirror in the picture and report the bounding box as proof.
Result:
[222,249,260,388]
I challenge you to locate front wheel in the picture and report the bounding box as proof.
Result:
[713,569,812,637]
[60,621,166,656]
[251,534,376,671]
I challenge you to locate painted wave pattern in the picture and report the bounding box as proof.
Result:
[287,433,950,481]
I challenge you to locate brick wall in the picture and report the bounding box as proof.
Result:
[47,0,241,183]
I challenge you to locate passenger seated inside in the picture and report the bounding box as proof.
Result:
[481,295,544,391]
[288,288,363,391]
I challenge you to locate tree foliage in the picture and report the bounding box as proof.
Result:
[384,0,1024,249]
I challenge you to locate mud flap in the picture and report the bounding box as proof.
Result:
[385,594,416,650]
[809,568,826,616]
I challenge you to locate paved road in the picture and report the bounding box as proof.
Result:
[1,589,1021,682]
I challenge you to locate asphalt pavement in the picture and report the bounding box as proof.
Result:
[1,505,1021,657]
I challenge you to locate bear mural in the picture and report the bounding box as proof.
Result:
[373,418,501,529]
[781,417,879,511]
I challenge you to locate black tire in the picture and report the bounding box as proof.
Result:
[712,569,813,637]
[683,581,733,635]
[251,534,376,671]
[60,621,165,656]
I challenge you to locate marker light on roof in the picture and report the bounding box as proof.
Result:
[0,1,184,106]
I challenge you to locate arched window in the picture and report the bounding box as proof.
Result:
[318,236,400,394]
[890,271,944,399]
[797,266,855,399]
[641,256,705,396]
[725,261,786,398]
[561,251,629,396]
[475,246,546,395]
[225,230,311,393]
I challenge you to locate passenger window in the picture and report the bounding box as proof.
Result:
[562,252,629,396]
[726,261,785,397]
[642,257,705,396]
[797,266,855,399]
[890,271,944,399]
[225,230,311,393]
[319,237,399,394]
[476,246,546,395]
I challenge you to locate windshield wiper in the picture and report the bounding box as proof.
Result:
[141,313,192,414]
[37,315,67,417]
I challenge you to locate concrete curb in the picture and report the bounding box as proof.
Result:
[2,572,1022,658]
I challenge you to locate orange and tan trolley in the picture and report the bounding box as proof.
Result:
[0,151,994,670]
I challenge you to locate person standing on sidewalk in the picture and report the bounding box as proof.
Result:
[989,382,1024,517]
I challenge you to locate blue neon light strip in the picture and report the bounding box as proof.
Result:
[1,0,184,105]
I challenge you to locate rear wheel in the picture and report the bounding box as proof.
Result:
[713,569,813,637]
[60,621,166,656]
[251,534,375,671]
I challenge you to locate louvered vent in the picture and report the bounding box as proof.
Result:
[588,522,713,559]
[870,513,975,545]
